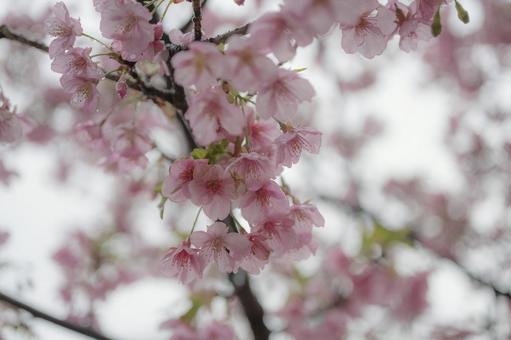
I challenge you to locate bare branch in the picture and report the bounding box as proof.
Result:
[0,291,114,340]
[207,23,250,44]
[192,0,202,41]
[0,25,48,53]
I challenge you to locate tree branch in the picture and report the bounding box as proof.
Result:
[0,291,114,340]
[192,0,202,41]
[319,194,511,301]
[206,23,250,44]
[180,0,209,33]
[0,25,48,53]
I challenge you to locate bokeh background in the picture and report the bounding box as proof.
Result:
[1,0,511,339]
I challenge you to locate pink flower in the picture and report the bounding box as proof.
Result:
[198,321,236,340]
[249,12,296,63]
[290,203,325,232]
[239,180,290,224]
[140,24,165,60]
[189,163,236,220]
[45,2,83,58]
[275,126,321,167]
[256,69,315,121]
[225,36,277,92]
[190,222,250,273]
[163,240,205,284]
[51,47,103,79]
[0,96,22,144]
[169,28,194,46]
[392,272,429,322]
[239,233,271,274]
[95,0,154,61]
[283,0,342,41]
[60,75,100,112]
[74,120,109,151]
[226,152,276,191]
[162,158,207,202]
[252,214,298,255]
[246,111,281,152]
[186,87,244,146]
[338,0,397,58]
[172,42,225,90]
[392,3,432,52]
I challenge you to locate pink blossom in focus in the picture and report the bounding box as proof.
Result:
[163,240,205,285]
[252,214,298,255]
[338,0,397,59]
[226,152,276,191]
[239,233,271,274]
[186,87,244,146]
[290,203,325,232]
[246,111,281,152]
[51,47,103,79]
[162,158,208,202]
[189,163,236,220]
[45,2,83,58]
[95,0,154,61]
[275,126,321,167]
[60,75,100,112]
[256,69,315,121]
[239,180,290,224]
[172,42,225,90]
[190,222,250,273]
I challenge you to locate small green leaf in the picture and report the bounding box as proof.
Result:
[158,195,168,220]
[431,8,442,37]
[455,0,470,24]
[361,222,413,255]
[191,148,208,159]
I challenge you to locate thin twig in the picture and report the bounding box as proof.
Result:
[180,0,209,33]
[0,25,48,52]
[206,23,250,44]
[192,0,202,41]
[0,291,114,340]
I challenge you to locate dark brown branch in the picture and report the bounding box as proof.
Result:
[0,25,48,53]
[180,0,209,33]
[229,272,270,340]
[0,291,114,340]
[192,0,202,41]
[207,23,250,44]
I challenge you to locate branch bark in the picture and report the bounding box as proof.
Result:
[0,291,114,340]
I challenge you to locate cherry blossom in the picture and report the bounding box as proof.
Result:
[249,12,296,63]
[94,0,154,61]
[185,86,244,146]
[45,2,83,58]
[275,126,321,167]
[163,240,205,284]
[163,159,208,202]
[190,222,250,273]
[189,163,236,220]
[51,47,103,79]
[239,180,290,224]
[225,36,277,92]
[226,152,276,191]
[172,42,225,90]
[338,0,397,58]
[256,69,315,121]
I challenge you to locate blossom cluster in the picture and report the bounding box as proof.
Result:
[162,34,325,282]
[250,0,441,59]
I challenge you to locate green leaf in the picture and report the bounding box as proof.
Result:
[158,195,168,220]
[455,0,470,24]
[191,148,208,159]
[431,8,442,37]
[180,295,203,323]
[361,222,413,255]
